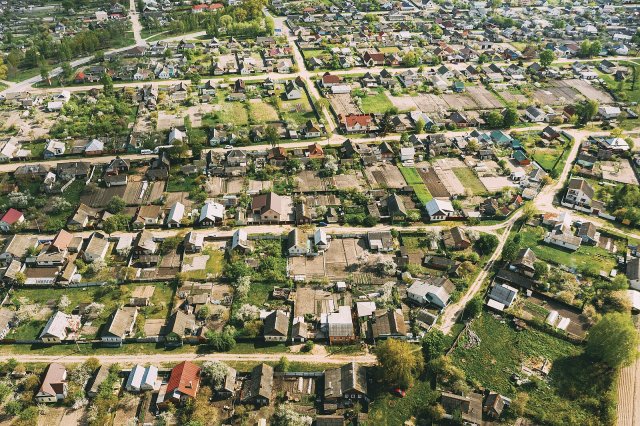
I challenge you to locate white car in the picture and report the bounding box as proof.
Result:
[224,145,233,150]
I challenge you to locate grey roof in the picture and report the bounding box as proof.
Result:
[488,283,518,306]
[103,307,137,338]
[567,178,595,200]
[514,247,537,270]
[243,363,274,401]
[263,310,289,337]
[628,257,640,281]
[324,362,367,399]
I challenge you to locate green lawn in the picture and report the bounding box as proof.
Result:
[302,49,326,59]
[281,96,316,126]
[451,315,616,425]
[9,282,175,340]
[167,167,198,192]
[183,249,224,280]
[368,378,439,425]
[398,165,433,203]
[600,63,640,103]
[517,225,617,272]
[452,167,487,195]
[249,101,279,122]
[360,91,394,114]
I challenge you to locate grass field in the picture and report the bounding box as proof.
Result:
[398,165,433,204]
[281,96,316,126]
[600,62,640,103]
[452,167,487,195]
[451,314,616,425]
[517,225,617,272]
[368,378,439,425]
[183,249,224,280]
[360,91,394,114]
[249,101,279,122]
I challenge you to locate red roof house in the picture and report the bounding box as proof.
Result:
[163,361,201,405]
[0,208,24,232]
[343,114,375,133]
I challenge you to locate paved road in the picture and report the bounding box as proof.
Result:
[0,352,377,366]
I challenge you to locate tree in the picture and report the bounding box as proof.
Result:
[501,239,520,262]
[264,125,279,147]
[502,107,519,128]
[0,57,7,80]
[202,361,229,389]
[586,313,638,368]
[576,99,599,125]
[271,406,313,426]
[533,260,548,280]
[375,338,424,388]
[40,65,50,85]
[402,50,421,67]
[275,356,290,372]
[378,111,394,135]
[474,234,499,255]
[486,111,504,129]
[106,196,126,214]
[415,118,426,134]
[101,72,114,96]
[463,296,483,320]
[422,329,446,362]
[539,49,555,68]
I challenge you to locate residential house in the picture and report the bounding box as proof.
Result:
[39,311,81,343]
[425,198,455,221]
[577,222,600,245]
[370,309,407,340]
[101,307,138,347]
[166,202,185,228]
[407,277,455,309]
[251,192,293,223]
[263,310,289,342]
[487,283,518,311]
[564,178,594,209]
[367,231,394,252]
[44,140,66,158]
[198,202,225,226]
[323,305,355,345]
[35,363,67,403]
[82,232,109,263]
[323,362,368,404]
[440,391,483,425]
[158,361,201,407]
[284,80,302,100]
[129,286,155,307]
[164,311,196,347]
[443,227,471,250]
[525,106,546,122]
[0,209,24,232]
[126,365,160,392]
[287,228,310,256]
[513,248,537,277]
[628,257,640,291]
[241,363,273,407]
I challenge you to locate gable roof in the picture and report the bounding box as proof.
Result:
[39,363,66,397]
[244,363,274,401]
[324,362,367,399]
[166,361,201,399]
[263,310,289,337]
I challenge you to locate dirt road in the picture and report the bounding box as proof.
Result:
[437,217,516,334]
[0,352,377,366]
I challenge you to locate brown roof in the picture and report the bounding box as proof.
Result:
[39,363,66,397]
[371,309,407,338]
[51,229,73,251]
[567,178,595,199]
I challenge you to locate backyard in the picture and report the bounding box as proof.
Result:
[360,90,394,115]
[451,314,616,425]
[452,167,487,195]
[398,165,433,204]
[517,225,617,272]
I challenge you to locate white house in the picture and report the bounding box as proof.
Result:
[425,198,455,221]
[525,106,546,122]
[598,106,621,119]
[166,202,185,228]
[125,365,160,392]
[407,278,455,309]
[400,147,415,163]
[198,202,225,226]
[39,311,81,343]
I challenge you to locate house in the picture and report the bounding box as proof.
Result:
[158,361,201,407]
[287,228,310,256]
[251,192,293,223]
[241,363,274,406]
[628,257,640,291]
[304,121,322,138]
[198,202,225,226]
[263,310,289,342]
[126,365,160,392]
[541,126,561,141]
[370,309,407,340]
[87,365,110,398]
[323,362,368,404]
[285,80,302,100]
[0,309,16,339]
[487,283,518,311]
[321,73,342,88]
[35,363,67,403]
[166,202,185,228]
[229,229,251,253]
[577,222,600,245]
[513,150,530,166]
[217,366,237,399]
[343,114,375,134]
[407,277,455,309]
[544,225,581,251]
[367,231,394,252]
[83,232,109,263]
[39,311,81,343]
[443,227,471,250]
[134,205,164,228]
[164,311,196,347]
[84,139,104,156]
[425,198,455,221]
[101,307,138,347]
[598,106,621,119]
[484,392,509,419]
[0,209,24,232]
[440,391,483,425]
[513,248,537,277]
[56,162,90,180]
[43,140,66,158]
[564,178,594,208]
[363,51,385,67]
[129,286,155,307]
[525,106,546,122]
[323,305,355,345]
[314,229,330,252]
[385,194,408,221]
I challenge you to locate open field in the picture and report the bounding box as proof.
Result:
[398,165,433,203]
[452,167,487,195]
[360,91,394,114]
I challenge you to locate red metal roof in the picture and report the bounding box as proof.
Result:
[1,208,23,225]
[166,361,201,399]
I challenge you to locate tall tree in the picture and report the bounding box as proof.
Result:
[101,72,114,96]
[539,49,555,68]
[375,338,424,389]
[586,313,638,369]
